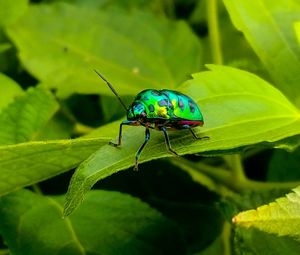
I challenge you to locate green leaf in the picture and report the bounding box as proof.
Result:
[294,21,300,45]
[6,3,202,97]
[0,189,184,255]
[0,73,23,112]
[234,227,300,255]
[0,43,11,53]
[64,65,300,216]
[37,112,74,140]
[0,138,107,196]
[50,0,169,14]
[0,0,29,27]
[0,87,59,145]
[232,185,300,240]
[223,0,300,104]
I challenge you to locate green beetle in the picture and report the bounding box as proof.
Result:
[95,70,208,170]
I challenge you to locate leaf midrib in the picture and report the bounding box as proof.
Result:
[48,197,86,255]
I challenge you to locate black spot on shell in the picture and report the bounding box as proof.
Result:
[151,90,160,96]
[162,91,169,97]
[148,104,155,112]
[158,99,168,107]
[188,100,195,113]
[151,90,161,96]
[178,98,184,111]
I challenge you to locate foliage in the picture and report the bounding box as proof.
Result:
[233,186,300,240]
[0,0,300,254]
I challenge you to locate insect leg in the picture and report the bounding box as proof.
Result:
[161,127,179,156]
[189,128,209,140]
[134,128,150,171]
[109,120,135,147]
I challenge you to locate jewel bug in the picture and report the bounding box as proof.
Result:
[95,70,208,170]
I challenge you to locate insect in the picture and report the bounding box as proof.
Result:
[95,70,208,170]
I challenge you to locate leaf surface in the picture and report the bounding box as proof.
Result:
[234,227,300,255]
[223,0,300,104]
[6,3,202,97]
[0,138,107,196]
[233,185,300,240]
[0,189,184,255]
[0,87,59,145]
[0,73,23,112]
[295,21,300,45]
[64,65,300,215]
[0,0,28,27]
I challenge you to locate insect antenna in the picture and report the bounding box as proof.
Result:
[94,69,128,112]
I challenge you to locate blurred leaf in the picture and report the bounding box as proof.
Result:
[0,73,23,112]
[6,3,202,97]
[233,185,300,240]
[0,43,11,53]
[223,0,300,105]
[99,95,133,123]
[234,227,300,255]
[0,31,17,72]
[0,138,107,196]
[0,87,59,145]
[0,0,29,27]
[36,112,74,140]
[64,65,300,216]
[48,0,169,14]
[0,189,184,255]
[294,21,300,45]
[268,148,300,182]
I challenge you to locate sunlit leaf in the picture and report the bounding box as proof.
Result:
[294,21,300,45]
[0,138,107,196]
[223,0,300,104]
[0,87,59,145]
[233,185,300,240]
[6,3,202,97]
[64,65,300,216]
[234,227,300,255]
[0,73,23,112]
[0,0,29,27]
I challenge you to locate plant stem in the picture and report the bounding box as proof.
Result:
[240,179,300,191]
[222,221,231,255]
[224,154,247,182]
[175,158,300,193]
[206,0,223,64]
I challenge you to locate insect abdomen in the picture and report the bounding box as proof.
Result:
[160,90,203,121]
